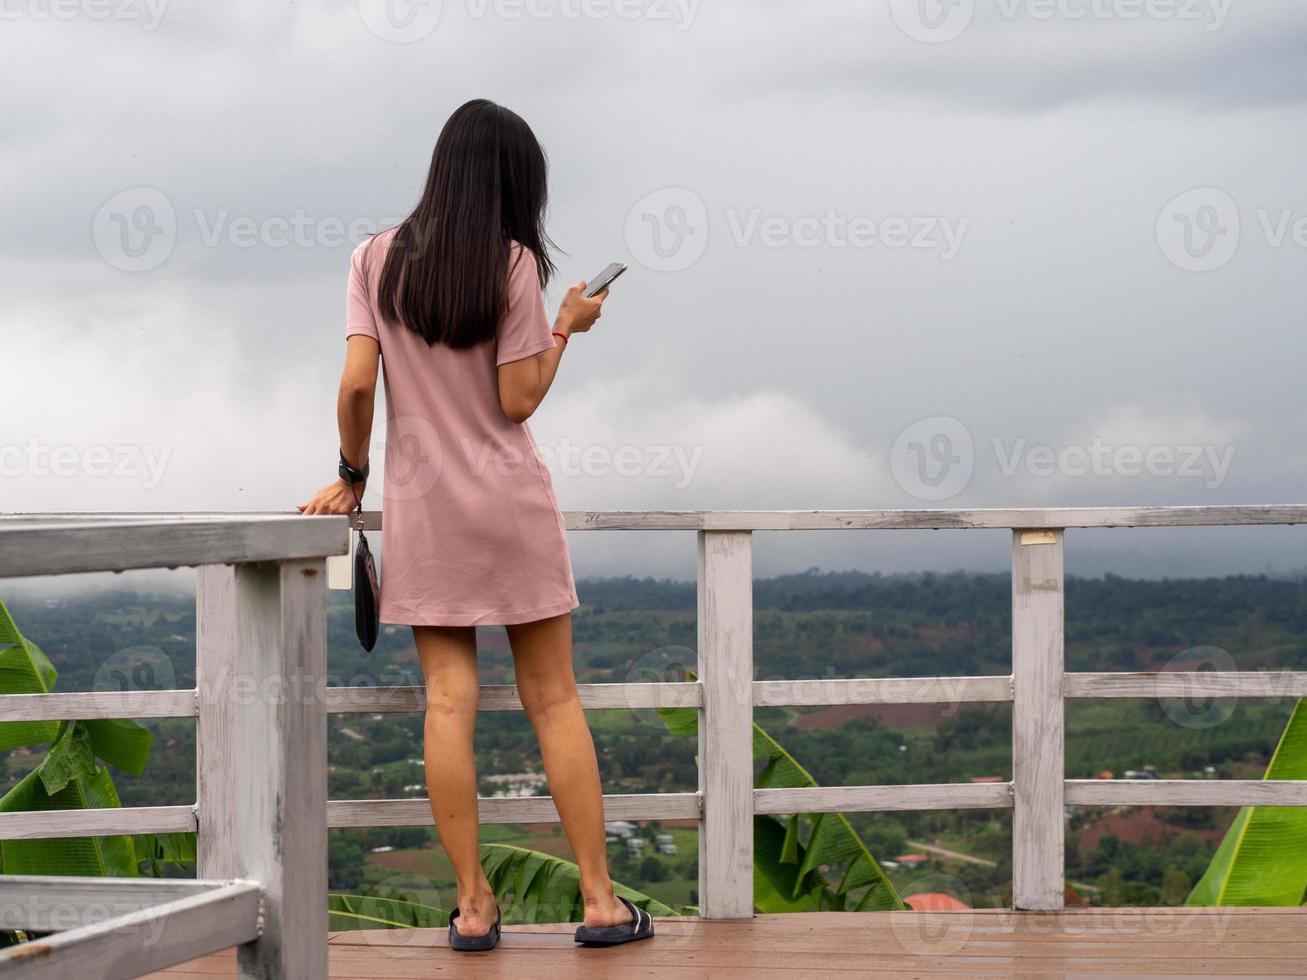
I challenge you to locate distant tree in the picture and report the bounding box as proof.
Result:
[328,832,364,890]
[638,855,666,882]
[1096,867,1127,906]
[1161,867,1191,906]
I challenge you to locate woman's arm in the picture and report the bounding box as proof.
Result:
[299,335,381,515]
[498,281,606,424]
[337,335,380,469]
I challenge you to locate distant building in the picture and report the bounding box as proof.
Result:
[969,775,1004,784]
[1096,770,1114,780]
[895,854,929,868]
[905,892,969,911]
[484,771,549,798]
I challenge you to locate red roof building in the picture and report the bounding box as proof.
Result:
[905,892,970,911]
[894,853,929,867]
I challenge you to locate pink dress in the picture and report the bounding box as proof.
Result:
[345,229,579,626]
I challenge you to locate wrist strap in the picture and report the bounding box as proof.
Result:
[339,450,369,485]
[552,331,569,346]
[338,450,368,524]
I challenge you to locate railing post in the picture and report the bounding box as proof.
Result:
[696,530,755,919]
[1011,529,1066,910]
[197,560,329,979]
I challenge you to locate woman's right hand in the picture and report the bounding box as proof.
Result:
[555,280,607,337]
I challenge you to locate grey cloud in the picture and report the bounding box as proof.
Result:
[3,0,1306,578]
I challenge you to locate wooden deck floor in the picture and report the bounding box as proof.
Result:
[146,908,1307,978]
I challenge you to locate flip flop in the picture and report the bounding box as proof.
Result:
[448,904,501,952]
[573,896,655,947]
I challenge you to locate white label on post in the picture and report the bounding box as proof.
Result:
[327,530,355,590]
[1019,530,1057,546]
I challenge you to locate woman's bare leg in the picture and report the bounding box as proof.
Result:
[414,625,498,937]
[506,612,632,928]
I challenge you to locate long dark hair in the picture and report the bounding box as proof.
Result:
[374,99,556,347]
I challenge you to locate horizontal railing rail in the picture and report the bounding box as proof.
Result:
[8,503,1307,533]
[0,876,263,980]
[2,505,1306,976]
[0,514,347,578]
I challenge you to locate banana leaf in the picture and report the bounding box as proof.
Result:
[754,814,841,911]
[659,702,904,912]
[135,832,197,877]
[0,603,151,776]
[0,765,137,876]
[328,892,448,930]
[0,598,151,877]
[480,843,675,923]
[0,601,60,750]
[1187,698,1307,906]
[38,722,97,796]
[83,719,152,776]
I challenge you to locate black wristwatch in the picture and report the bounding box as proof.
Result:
[338,451,369,487]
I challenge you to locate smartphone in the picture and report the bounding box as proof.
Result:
[582,262,628,298]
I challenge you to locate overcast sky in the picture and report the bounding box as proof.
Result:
[3,0,1306,580]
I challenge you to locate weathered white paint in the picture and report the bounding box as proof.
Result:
[1066,779,1307,806]
[755,782,1013,814]
[317,504,1307,533]
[0,690,197,723]
[567,506,1307,530]
[0,880,261,980]
[1011,529,1065,911]
[1065,671,1307,699]
[753,675,1013,707]
[0,805,196,840]
[0,875,250,932]
[10,504,1307,539]
[197,561,328,980]
[327,792,701,828]
[0,516,348,577]
[697,530,755,920]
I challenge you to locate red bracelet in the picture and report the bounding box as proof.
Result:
[552,331,569,345]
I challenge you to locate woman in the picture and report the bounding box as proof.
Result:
[300,100,653,952]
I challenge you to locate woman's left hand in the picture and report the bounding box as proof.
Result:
[298,479,362,516]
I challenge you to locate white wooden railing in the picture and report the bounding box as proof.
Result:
[2,506,1307,978]
[0,515,347,980]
